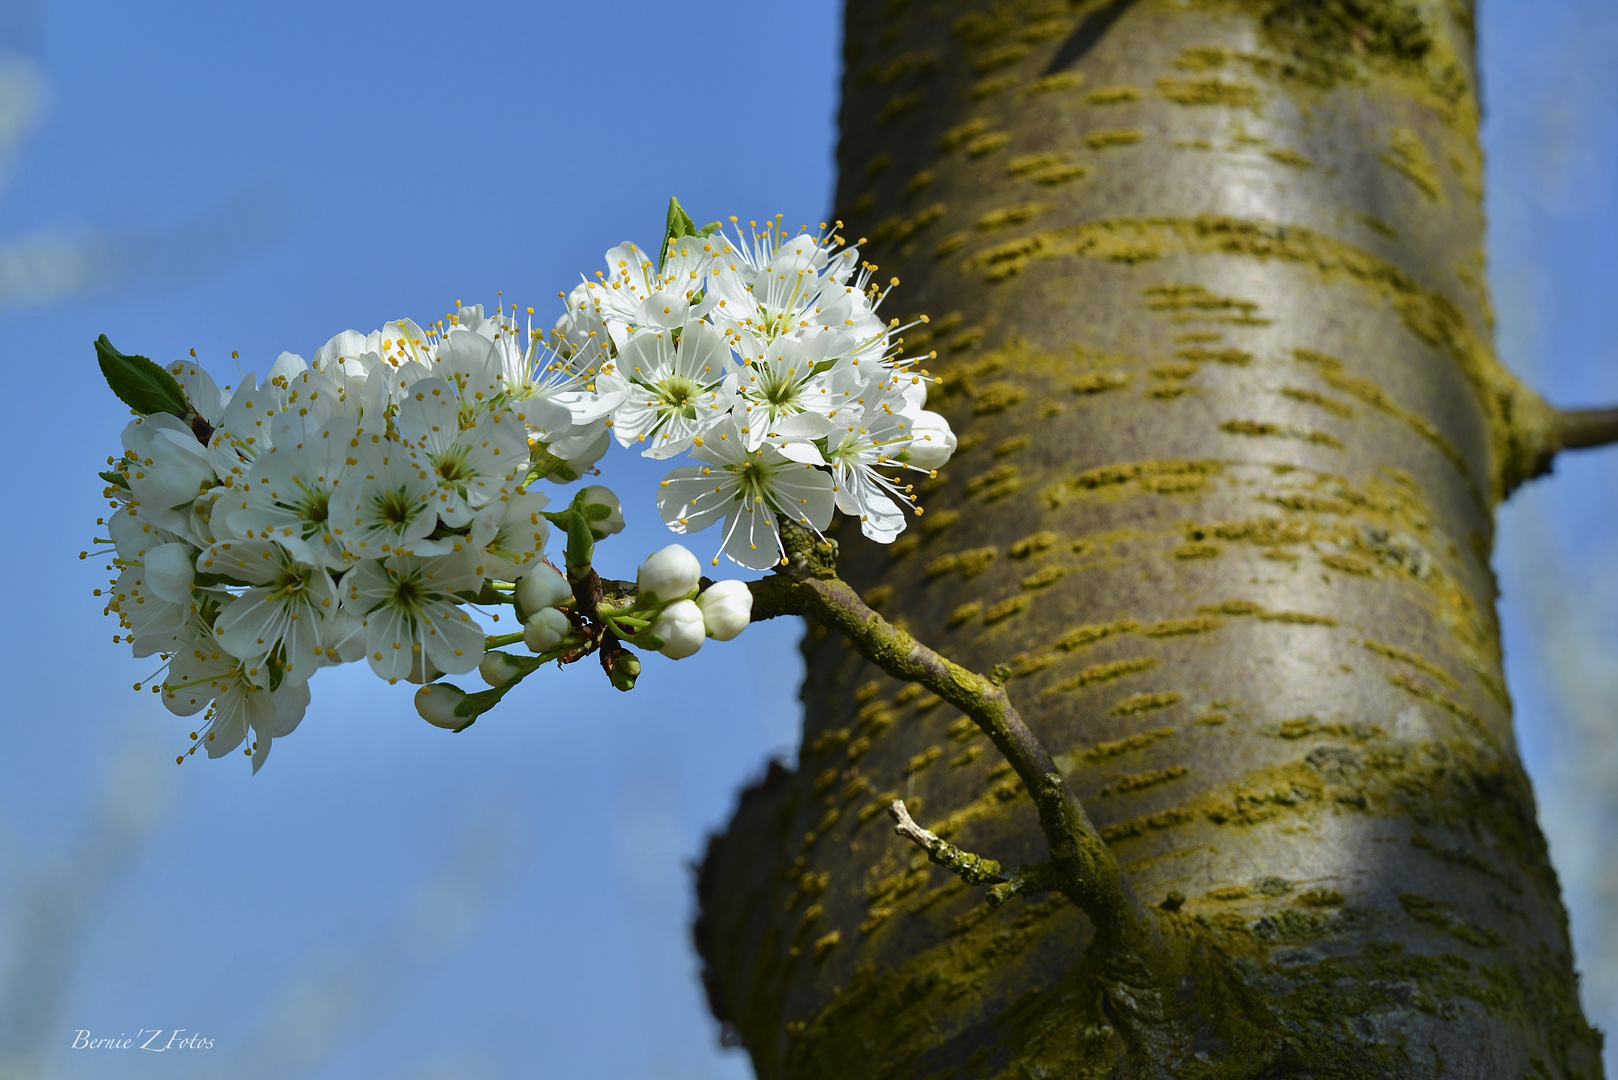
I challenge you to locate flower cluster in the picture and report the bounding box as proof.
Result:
[553,212,957,568]
[90,203,959,769]
[93,312,628,769]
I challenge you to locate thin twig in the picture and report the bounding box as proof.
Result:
[889,799,1009,885]
[889,799,1055,906]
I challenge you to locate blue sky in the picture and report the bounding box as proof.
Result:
[0,2,1613,1077]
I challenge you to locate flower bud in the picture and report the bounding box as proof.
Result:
[515,562,571,617]
[905,410,957,470]
[523,607,571,653]
[479,651,523,687]
[608,651,641,692]
[697,579,753,641]
[637,544,701,604]
[652,599,705,659]
[414,683,466,729]
[579,484,625,537]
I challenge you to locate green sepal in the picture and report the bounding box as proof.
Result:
[659,197,722,272]
[98,470,130,490]
[95,335,188,417]
[565,507,595,581]
[661,197,697,272]
[458,582,514,606]
[525,442,581,485]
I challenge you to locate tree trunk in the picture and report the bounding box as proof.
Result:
[696,1,1604,1076]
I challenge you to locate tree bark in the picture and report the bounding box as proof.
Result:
[696,1,1604,1076]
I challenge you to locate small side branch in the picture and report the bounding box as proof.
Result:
[889,800,1055,907]
[1557,407,1618,454]
[890,799,1008,886]
[1529,406,1618,481]
[750,524,1150,943]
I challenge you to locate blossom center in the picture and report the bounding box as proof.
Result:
[374,487,423,531]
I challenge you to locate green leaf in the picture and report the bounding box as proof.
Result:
[98,470,129,490]
[95,335,189,417]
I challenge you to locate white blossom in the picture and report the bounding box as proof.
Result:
[395,378,529,528]
[222,415,358,568]
[120,413,217,540]
[597,320,737,459]
[656,416,835,570]
[341,552,486,683]
[196,539,339,686]
[327,435,443,558]
[823,384,929,543]
[161,638,310,772]
[470,487,552,580]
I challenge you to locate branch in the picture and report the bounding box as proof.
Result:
[889,800,1055,907]
[1556,407,1618,453]
[748,524,1149,942]
[1529,406,1618,480]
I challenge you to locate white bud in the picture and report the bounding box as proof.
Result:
[479,651,522,687]
[697,579,752,641]
[638,543,702,604]
[523,607,571,653]
[652,599,705,659]
[905,410,957,470]
[414,683,466,729]
[515,562,572,616]
[580,484,625,536]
